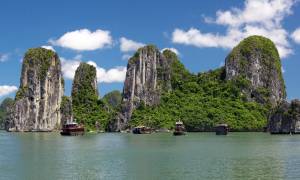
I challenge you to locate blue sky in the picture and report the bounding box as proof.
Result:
[0,0,300,101]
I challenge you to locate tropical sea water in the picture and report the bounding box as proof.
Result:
[0,131,300,180]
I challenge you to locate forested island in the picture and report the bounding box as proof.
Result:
[1,35,299,133]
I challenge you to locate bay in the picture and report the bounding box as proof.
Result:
[1,131,300,180]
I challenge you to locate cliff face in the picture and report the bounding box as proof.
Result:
[113,45,173,131]
[7,48,64,132]
[269,100,300,134]
[225,36,286,108]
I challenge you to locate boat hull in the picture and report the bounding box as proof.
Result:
[173,131,186,136]
[60,131,84,136]
[60,127,85,136]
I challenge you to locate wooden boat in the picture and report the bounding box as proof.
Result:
[132,126,152,134]
[60,122,85,136]
[215,124,229,135]
[173,121,186,136]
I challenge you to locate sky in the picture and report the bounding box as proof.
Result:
[0,0,300,102]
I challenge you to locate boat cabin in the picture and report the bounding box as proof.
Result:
[215,124,229,135]
[173,121,186,136]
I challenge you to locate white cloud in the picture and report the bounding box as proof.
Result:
[50,29,112,51]
[41,45,55,52]
[0,85,18,97]
[122,54,132,60]
[291,28,300,44]
[172,0,296,58]
[161,48,180,55]
[0,53,9,62]
[61,58,126,83]
[120,37,145,52]
[87,61,127,83]
[61,58,81,80]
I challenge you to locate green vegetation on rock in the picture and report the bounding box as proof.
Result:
[71,63,109,131]
[15,86,28,101]
[102,90,122,109]
[23,48,57,81]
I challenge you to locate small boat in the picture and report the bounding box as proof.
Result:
[132,126,152,134]
[173,121,186,136]
[215,124,229,135]
[60,122,85,136]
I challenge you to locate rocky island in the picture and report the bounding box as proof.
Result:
[6,48,64,132]
[3,35,299,133]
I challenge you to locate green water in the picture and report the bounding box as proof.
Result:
[1,131,300,180]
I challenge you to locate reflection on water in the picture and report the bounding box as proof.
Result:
[1,131,300,179]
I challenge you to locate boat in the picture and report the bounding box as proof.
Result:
[60,122,85,136]
[132,126,152,134]
[173,121,186,136]
[215,124,229,135]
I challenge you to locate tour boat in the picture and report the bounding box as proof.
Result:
[215,124,229,135]
[173,121,186,136]
[60,122,85,136]
[132,126,152,134]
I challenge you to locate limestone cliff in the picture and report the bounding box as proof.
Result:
[7,48,64,132]
[225,36,286,108]
[269,100,300,134]
[112,45,173,131]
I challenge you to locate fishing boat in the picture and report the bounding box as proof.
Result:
[173,121,186,136]
[215,124,229,135]
[132,126,152,134]
[60,122,85,136]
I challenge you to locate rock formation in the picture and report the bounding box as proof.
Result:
[7,48,64,131]
[225,35,286,108]
[110,46,175,131]
[71,62,99,100]
[269,100,300,134]
[71,62,100,127]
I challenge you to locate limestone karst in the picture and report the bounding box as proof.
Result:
[6,48,64,131]
[110,45,180,131]
[225,35,286,108]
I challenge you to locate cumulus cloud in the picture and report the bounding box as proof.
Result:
[87,61,127,83]
[120,37,145,52]
[61,58,81,80]
[161,47,180,55]
[172,0,297,58]
[291,28,300,44]
[0,85,18,97]
[50,29,112,51]
[41,45,55,52]
[61,57,126,83]
[0,53,9,62]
